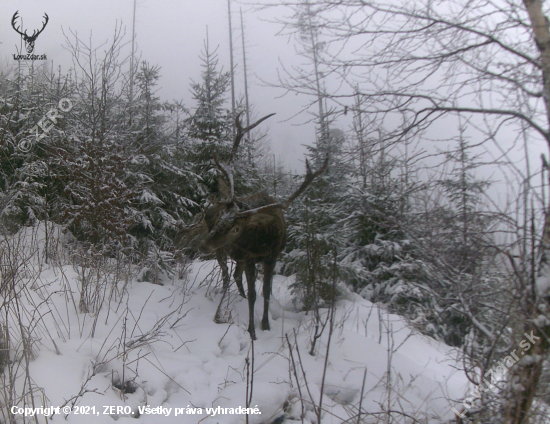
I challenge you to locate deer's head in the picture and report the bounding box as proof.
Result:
[11,11,49,54]
[178,210,209,251]
[199,200,240,254]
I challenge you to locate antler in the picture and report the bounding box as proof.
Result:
[235,156,329,217]
[31,13,49,39]
[282,156,329,208]
[229,112,275,163]
[11,12,49,39]
[11,11,25,37]
[213,112,275,203]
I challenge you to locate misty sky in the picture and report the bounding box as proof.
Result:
[2,0,543,190]
[1,0,338,172]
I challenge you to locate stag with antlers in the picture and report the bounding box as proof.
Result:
[188,113,327,339]
[11,11,49,54]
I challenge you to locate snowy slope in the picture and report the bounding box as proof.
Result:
[4,226,469,424]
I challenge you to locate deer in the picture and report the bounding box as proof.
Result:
[11,11,49,54]
[188,113,327,339]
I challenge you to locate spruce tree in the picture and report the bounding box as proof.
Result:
[126,62,199,257]
[185,37,261,209]
[185,37,233,205]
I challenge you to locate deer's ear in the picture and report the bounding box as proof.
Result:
[218,176,230,199]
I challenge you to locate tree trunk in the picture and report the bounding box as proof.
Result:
[505,2,550,422]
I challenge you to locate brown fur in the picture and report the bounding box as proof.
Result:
[199,193,286,339]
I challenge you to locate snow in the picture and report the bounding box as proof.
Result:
[140,189,164,205]
[4,225,469,423]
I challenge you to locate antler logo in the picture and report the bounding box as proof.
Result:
[11,11,49,54]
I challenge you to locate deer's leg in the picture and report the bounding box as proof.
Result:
[216,250,230,290]
[244,261,258,340]
[233,260,247,298]
[261,260,276,331]
[214,250,231,324]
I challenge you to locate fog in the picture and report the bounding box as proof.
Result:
[1,0,543,187]
[1,0,330,171]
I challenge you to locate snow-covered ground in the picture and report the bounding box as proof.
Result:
[2,226,469,423]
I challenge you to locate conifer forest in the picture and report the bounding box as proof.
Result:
[1,0,550,423]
